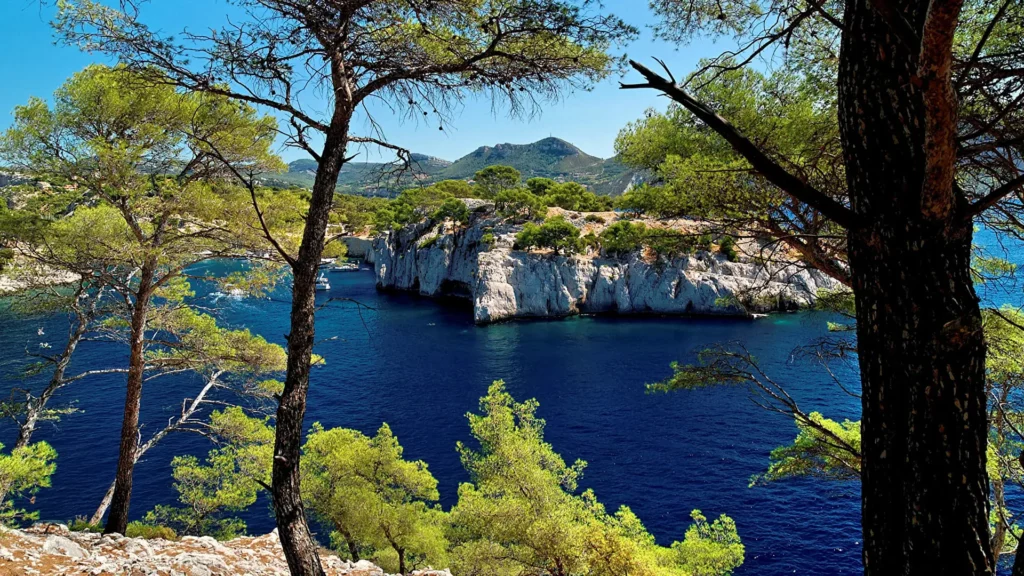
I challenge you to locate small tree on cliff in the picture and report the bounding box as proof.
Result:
[54,2,635,572]
[515,216,583,255]
[0,65,284,536]
[473,166,522,199]
[618,0,1024,572]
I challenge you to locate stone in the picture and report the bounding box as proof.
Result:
[42,535,89,559]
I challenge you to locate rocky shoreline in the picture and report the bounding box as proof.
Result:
[372,206,841,324]
[0,523,451,576]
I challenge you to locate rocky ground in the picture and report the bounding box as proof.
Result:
[0,524,451,576]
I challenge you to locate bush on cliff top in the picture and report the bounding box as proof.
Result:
[515,216,583,256]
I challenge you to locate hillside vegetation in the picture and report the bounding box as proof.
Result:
[261,138,638,196]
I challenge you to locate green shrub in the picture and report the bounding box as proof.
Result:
[480,232,496,248]
[432,198,470,223]
[69,518,104,533]
[696,234,713,252]
[322,240,349,259]
[474,165,521,198]
[494,188,547,222]
[431,179,475,199]
[598,221,647,256]
[515,216,582,256]
[584,214,606,224]
[543,182,611,211]
[644,228,692,258]
[0,247,14,272]
[718,236,738,261]
[126,521,179,541]
[419,235,440,249]
[0,441,57,525]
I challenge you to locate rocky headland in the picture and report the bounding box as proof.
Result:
[372,203,841,324]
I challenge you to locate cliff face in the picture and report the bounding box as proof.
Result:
[373,211,841,324]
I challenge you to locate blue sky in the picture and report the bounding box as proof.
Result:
[0,0,727,163]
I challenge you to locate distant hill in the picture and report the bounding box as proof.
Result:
[260,137,642,196]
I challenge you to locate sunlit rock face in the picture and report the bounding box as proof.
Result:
[373,206,840,324]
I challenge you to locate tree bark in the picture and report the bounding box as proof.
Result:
[104,263,155,535]
[90,374,219,525]
[839,1,992,573]
[336,523,359,561]
[271,114,350,576]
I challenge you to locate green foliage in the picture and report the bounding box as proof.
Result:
[0,247,14,271]
[614,184,686,218]
[419,235,440,249]
[542,182,613,211]
[323,241,349,259]
[473,165,522,199]
[717,236,738,262]
[599,221,649,256]
[432,198,470,224]
[69,518,104,533]
[125,522,179,541]
[493,188,548,222]
[448,381,744,576]
[144,306,288,377]
[332,194,391,233]
[584,214,606,224]
[145,408,273,540]
[375,186,456,231]
[526,177,559,196]
[480,233,496,248]
[0,441,57,525]
[431,180,475,199]
[303,423,447,573]
[750,413,862,486]
[670,511,746,576]
[597,221,695,259]
[614,65,846,275]
[515,216,582,256]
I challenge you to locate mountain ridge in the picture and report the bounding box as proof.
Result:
[262,137,640,195]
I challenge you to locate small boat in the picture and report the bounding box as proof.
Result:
[330,261,360,272]
[315,274,331,291]
[319,258,335,266]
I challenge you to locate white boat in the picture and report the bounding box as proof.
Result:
[315,274,331,291]
[330,261,360,272]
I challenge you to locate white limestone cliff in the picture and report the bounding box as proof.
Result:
[373,208,841,324]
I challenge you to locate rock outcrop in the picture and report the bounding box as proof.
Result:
[0,523,452,576]
[373,208,841,324]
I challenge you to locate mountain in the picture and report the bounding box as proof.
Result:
[260,137,641,195]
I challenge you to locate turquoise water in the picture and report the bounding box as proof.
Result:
[1,263,865,574]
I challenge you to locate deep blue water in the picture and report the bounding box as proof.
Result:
[2,263,868,575]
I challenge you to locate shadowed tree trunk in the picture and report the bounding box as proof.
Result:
[272,115,351,576]
[623,0,993,568]
[839,1,991,573]
[104,262,155,535]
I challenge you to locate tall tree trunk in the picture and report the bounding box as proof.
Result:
[336,523,359,561]
[271,117,350,576]
[104,264,155,535]
[1014,543,1024,576]
[840,1,992,573]
[91,375,219,525]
